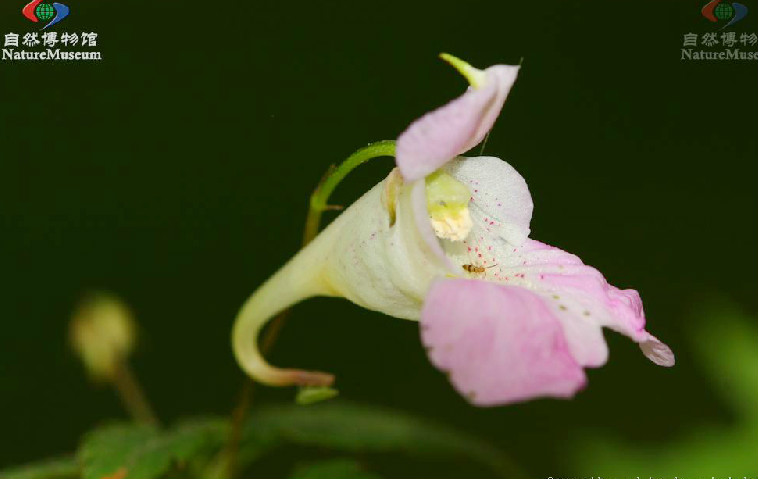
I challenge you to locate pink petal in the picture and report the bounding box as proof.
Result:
[396,65,520,182]
[420,278,587,406]
[500,240,675,367]
[464,67,521,152]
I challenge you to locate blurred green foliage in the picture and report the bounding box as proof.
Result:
[0,402,523,479]
[0,457,78,479]
[78,420,227,479]
[2,303,754,478]
[571,302,758,476]
[288,458,382,479]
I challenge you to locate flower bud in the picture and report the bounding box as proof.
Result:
[69,293,136,382]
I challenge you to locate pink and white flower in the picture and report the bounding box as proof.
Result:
[231,55,674,406]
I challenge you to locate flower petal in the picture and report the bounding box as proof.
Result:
[322,172,453,318]
[497,240,674,367]
[465,67,521,153]
[639,333,676,366]
[420,278,586,406]
[441,230,674,369]
[396,65,520,182]
[444,156,533,247]
[408,179,458,272]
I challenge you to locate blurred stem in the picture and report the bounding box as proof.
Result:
[220,141,396,479]
[112,360,159,427]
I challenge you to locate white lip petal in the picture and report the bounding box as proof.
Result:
[443,156,533,247]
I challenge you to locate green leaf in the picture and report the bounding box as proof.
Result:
[295,386,339,405]
[0,456,78,479]
[78,418,228,479]
[240,401,525,477]
[289,458,382,479]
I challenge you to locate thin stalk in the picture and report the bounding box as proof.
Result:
[303,140,396,244]
[112,360,159,427]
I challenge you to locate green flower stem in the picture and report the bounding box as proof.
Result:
[303,140,396,245]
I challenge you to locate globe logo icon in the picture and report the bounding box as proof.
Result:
[714,2,735,19]
[21,0,70,29]
[702,0,748,27]
[34,3,55,21]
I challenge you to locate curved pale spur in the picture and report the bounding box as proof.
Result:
[231,54,674,406]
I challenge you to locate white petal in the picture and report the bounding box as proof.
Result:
[444,156,533,247]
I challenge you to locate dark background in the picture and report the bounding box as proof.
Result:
[1,0,756,477]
